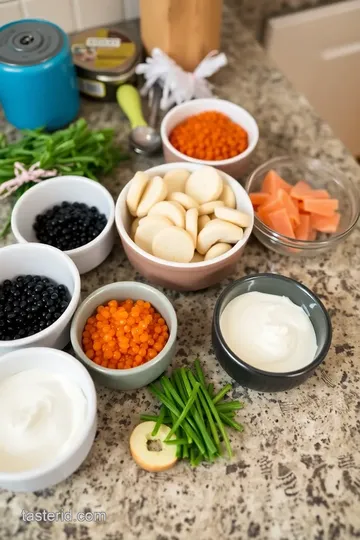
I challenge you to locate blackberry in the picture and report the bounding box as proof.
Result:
[33,201,107,251]
[0,275,71,341]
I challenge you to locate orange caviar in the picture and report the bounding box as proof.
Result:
[82,299,169,370]
[169,110,248,161]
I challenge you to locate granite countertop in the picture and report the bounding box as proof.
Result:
[1,5,360,540]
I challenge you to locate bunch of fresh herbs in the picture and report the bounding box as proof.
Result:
[0,118,128,237]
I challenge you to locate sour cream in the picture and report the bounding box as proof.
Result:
[0,368,88,473]
[220,291,317,373]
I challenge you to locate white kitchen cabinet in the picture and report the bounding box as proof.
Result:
[265,0,360,156]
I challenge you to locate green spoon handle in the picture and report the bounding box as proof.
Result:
[116,85,148,129]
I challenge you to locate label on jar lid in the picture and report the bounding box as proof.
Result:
[71,28,138,75]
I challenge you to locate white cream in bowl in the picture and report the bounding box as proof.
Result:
[220,291,317,373]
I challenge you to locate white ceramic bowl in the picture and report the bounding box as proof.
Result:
[11,176,115,274]
[71,281,177,390]
[115,163,254,291]
[0,347,97,492]
[160,98,259,179]
[0,243,81,357]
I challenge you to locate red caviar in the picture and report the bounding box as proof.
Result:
[82,299,169,370]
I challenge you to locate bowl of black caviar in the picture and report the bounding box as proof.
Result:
[11,176,115,274]
[0,243,81,357]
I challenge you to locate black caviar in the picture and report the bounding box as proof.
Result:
[0,275,71,341]
[33,201,107,251]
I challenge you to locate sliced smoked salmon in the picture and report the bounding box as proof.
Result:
[302,198,339,216]
[262,170,292,194]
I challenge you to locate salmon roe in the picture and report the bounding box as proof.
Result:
[82,299,169,370]
[169,111,248,161]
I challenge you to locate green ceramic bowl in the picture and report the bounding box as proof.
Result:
[70,282,177,390]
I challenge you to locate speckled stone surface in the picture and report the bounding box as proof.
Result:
[1,6,360,540]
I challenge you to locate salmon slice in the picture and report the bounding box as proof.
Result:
[278,189,300,225]
[290,180,313,200]
[262,170,292,194]
[249,192,270,206]
[294,214,312,240]
[311,213,340,233]
[256,207,273,228]
[257,192,283,215]
[268,208,295,238]
[302,198,339,216]
[301,189,330,200]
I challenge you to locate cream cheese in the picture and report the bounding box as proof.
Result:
[0,368,87,473]
[220,291,317,373]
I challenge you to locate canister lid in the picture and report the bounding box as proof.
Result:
[0,20,64,66]
[71,27,140,81]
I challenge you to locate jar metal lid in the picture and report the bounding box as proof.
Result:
[71,27,140,80]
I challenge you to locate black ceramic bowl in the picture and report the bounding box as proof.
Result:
[212,273,332,392]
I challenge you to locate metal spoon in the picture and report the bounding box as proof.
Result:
[116,84,162,155]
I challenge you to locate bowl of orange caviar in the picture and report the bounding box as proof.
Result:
[70,281,177,390]
[161,98,259,179]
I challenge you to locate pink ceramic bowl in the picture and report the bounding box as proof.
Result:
[160,98,259,180]
[115,163,254,291]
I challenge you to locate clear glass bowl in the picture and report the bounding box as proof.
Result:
[245,156,360,257]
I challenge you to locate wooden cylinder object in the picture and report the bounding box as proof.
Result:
[140,0,223,72]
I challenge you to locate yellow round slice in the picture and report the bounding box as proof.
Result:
[148,201,185,228]
[163,168,190,195]
[168,192,199,210]
[198,200,225,216]
[191,251,204,263]
[126,172,149,216]
[185,166,223,204]
[131,217,140,239]
[220,184,236,209]
[185,208,198,246]
[136,176,168,217]
[130,422,177,473]
[152,226,194,263]
[198,214,210,232]
[197,219,244,255]
[214,206,251,228]
[204,242,232,261]
[134,216,173,254]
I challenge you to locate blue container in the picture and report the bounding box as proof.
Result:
[0,19,80,130]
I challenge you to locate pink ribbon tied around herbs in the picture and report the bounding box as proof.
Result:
[0,162,57,200]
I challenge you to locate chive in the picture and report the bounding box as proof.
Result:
[164,438,188,445]
[182,370,217,455]
[149,385,205,454]
[200,385,232,458]
[219,413,244,432]
[164,382,200,441]
[161,381,191,444]
[151,406,165,436]
[208,383,214,398]
[161,376,184,409]
[161,377,198,436]
[213,384,232,405]
[194,358,206,386]
[190,447,197,467]
[173,370,188,404]
[187,370,220,451]
[183,444,189,459]
[216,401,244,412]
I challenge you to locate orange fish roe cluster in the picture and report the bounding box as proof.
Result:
[82,299,169,370]
[169,111,248,161]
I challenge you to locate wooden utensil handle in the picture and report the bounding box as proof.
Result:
[140,0,223,72]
